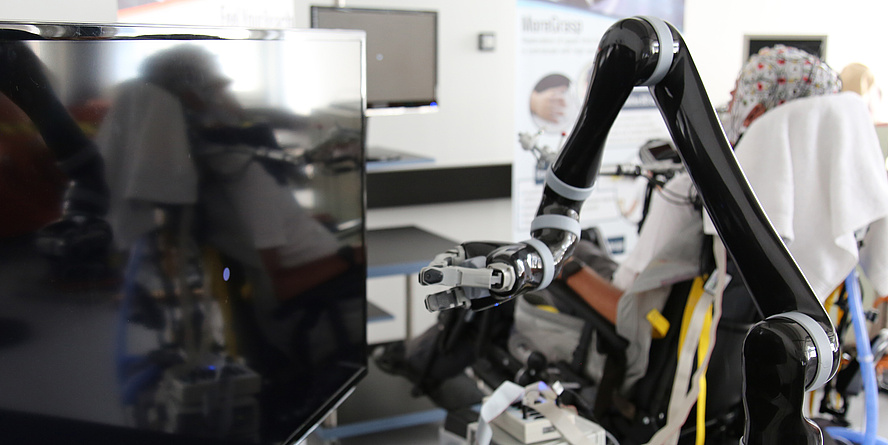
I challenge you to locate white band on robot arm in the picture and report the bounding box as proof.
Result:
[523,237,555,289]
[545,167,595,202]
[767,311,835,391]
[638,16,674,86]
[531,214,582,238]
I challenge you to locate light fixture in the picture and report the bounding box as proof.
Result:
[478,32,496,52]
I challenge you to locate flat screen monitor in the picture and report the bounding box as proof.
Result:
[311,6,438,116]
[744,35,827,61]
[0,23,367,445]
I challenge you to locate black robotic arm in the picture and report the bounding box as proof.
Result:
[419,16,837,445]
[0,38,112,262]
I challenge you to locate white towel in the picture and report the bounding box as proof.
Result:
[720,92,888,301]
[96,79,340,267]
[96,80,198,249]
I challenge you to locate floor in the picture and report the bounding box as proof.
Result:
[838,387,888,439]
[306,422,442,445]
[303,356,451,445]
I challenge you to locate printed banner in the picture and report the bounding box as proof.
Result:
[513,0,683,257]
[118,0,296,28]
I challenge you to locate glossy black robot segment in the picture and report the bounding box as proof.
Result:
[418,16,838,445]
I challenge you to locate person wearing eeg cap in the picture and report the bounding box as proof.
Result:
[724,44,841,146]
[513,44,888,442]
[576,45,847,316]
[712,44,888,305]
[536,45,888,400]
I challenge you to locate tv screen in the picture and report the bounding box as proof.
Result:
[0,23,367,445]
[311,6,438,115]
[744,35,827,61]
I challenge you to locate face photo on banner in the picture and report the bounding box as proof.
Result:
[530,73,579,135]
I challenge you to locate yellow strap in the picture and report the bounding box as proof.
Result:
[646,309,671,339]
[823,283,842,314]
[678,276,707,352]
[696,305,712,445]
[536,304,560,314]
[676,276,710,445]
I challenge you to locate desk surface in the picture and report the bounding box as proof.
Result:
[366,147,434,172]
[366,226,457,278]
[314,226,457,440]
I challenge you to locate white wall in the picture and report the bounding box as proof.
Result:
[291,1,518,242]
[293,0,517,168]
[4,0,886,243]
[683,0,888,108]
[4,0,886,155]
[0,0,117,22]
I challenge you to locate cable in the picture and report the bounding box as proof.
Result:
[652,179,699,207]
[825,429,888,445]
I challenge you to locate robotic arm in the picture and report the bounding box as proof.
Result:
[419,17,838,445]
[0,38,112,262]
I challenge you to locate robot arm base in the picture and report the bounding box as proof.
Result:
[742,317,827,445]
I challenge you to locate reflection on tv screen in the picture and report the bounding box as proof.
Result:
[0,24,366,445]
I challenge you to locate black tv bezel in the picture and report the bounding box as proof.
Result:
[743,34,828,62]
[310,5,439,116]
[0,20,368,445]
